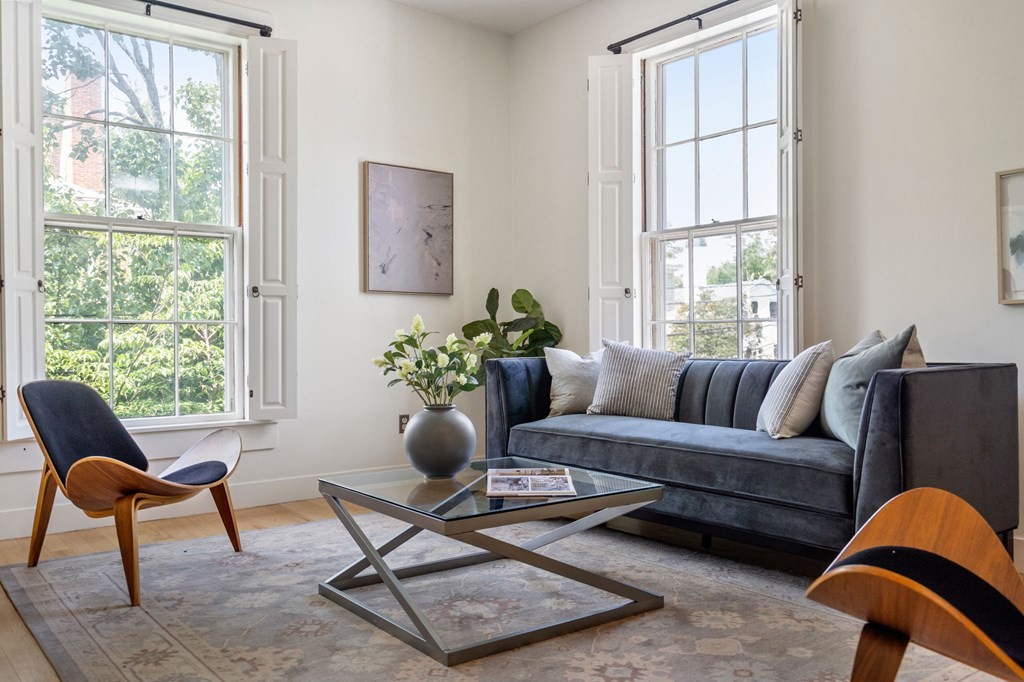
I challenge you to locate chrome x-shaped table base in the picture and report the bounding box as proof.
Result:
[318,495,664,666]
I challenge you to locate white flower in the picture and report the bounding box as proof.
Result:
[456,374,468,384]
[445,333,458,350]
[473,332,493,347]
[436,352,450,368]
[398,359,416,378]
[466,355,478,370]
[371,356,388,368]
[410,314,425,334]
[394,328,406,340]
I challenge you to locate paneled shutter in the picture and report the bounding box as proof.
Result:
[247,37,298,420]
[776,0,802,357]
[587,54,640,348]
[0,0,45,440]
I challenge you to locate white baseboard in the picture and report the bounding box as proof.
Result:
[0,465,409,541]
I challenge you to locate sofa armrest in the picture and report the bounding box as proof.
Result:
[854,363,1019,533]
[485,357,552,459]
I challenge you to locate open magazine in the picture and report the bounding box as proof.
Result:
[486,467,577,497]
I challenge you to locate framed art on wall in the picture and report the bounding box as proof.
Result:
[364,161,454,295]
[997,167,1024,304]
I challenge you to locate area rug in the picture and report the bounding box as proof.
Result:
[0,514,995,681]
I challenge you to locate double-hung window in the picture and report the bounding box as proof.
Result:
[644,16,781,359]
[0,0,297,439]
[42,17,240,421]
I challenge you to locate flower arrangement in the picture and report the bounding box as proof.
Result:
[373,315,492,406]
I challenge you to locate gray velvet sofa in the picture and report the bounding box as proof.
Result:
[485,357,1019,558]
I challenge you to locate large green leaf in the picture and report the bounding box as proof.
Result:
[462,318,501,340]
[485,287,499,321]
[511,289,539,316]
[503,317,536,333]
[543,321,563,344]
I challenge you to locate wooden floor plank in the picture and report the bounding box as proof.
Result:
[0,496,358,681]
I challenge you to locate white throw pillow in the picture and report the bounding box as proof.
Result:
[756,339,835,439]
[545,347,605,417]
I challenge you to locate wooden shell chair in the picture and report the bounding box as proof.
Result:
[19,380,243,606]
[806,487,1024,681]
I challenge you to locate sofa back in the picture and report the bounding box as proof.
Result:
[675,359,788,430]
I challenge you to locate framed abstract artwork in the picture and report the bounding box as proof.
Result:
[364,161,454,295]
[997,167,1024,304]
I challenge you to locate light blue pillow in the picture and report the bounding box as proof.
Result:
[819,325,917,448]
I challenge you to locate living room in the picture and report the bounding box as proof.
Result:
[1,0,1023,679]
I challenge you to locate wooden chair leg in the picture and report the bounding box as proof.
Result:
[210,482,241,552]
[113,495,142,606]
[27,467,58,567]
[851,622,909,682]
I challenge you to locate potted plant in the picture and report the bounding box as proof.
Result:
[462,288,562,383]
[373,315,491,478]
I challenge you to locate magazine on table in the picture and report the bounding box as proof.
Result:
[486,467,577,497]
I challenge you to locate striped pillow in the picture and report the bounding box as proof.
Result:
[587,342,690,421]
[756,340,835,439]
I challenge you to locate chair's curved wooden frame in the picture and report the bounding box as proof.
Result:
[20,387,242,606]
[806,487,1024,681]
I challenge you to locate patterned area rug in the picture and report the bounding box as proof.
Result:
[0,514,996,681]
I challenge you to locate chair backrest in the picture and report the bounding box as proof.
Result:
[19,380,149,485]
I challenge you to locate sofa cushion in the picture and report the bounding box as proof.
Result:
[757,339,834,439]
[508,414,855,517]
[821,325,916,448]
[587,342,689,421]
[544,346,604,416]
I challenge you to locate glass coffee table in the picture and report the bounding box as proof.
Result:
[318,456,664,666]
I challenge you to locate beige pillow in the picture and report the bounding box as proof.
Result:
[587,342,690,421]
[545,347,605,416]
[756,340,835,439]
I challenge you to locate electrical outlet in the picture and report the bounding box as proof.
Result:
[398,414,410,434]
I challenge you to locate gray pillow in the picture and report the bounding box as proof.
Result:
[545,346,604,416]
[820,325,917,448]
[587,342,689,421]
[756,339,835,439]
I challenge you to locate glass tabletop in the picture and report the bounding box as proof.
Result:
[320,456,662,522]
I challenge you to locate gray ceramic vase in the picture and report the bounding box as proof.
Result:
[403,405,476,479]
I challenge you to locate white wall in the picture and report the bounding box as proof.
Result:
[0,0,514,540]
[510,0,1024,542]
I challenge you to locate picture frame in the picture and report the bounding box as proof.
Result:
[364,161,454,295]
[997,167,1024,304]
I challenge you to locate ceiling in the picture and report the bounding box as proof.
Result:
[388,0,591,35]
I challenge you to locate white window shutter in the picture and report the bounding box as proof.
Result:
[247,37,297,420]
[587,54,640,349]
[776,0,802,357]
[0,0,45,440]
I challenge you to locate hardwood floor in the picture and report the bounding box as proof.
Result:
[0,497,356,681]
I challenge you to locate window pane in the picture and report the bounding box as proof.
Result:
[662,55,694,144]
[179,236,226,320]
[694,233,737,320]
[742,230,778,317]
[744,321,776,359]
[43,117,105,216]
[699,132,743,224]
[664,323,690,353]
[175,136,225,225]
[664,143,695,229]
[662,239,690,321]
[112,232,174,320]
[179,324,228,415]
[109,127,171,220]
[45,322,110,399]
[695,322,738,358]
[108,32,171,129]
[173,45,225,136]
[44,227,108,318]
[698,39,742,136]
[113,323,175,417]
[42,19,105,120]
[748,124,778,217]
[748,28,778,124]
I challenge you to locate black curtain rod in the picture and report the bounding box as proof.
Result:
[607,0,743,53]
[136,0,273,37]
